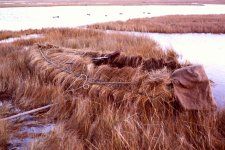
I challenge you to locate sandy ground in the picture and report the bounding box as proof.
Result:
[0,0,225,7]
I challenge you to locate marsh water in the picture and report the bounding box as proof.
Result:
[1,4,225,30]
[0,5,225,106]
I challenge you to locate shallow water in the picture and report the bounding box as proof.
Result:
[0,34,43,43]
[9,123,55,150]
[1,4,225,31]
[0,101,54,150]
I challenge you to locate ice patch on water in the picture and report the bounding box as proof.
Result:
[9,121,55,149]
[0,102,55,150]
[19,123,55,134]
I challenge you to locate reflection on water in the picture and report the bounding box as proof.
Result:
[1,4,225,30]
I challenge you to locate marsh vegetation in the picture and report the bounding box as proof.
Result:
[0,28,225,149]
[89,14,225,33]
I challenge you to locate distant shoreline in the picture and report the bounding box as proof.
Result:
[0,0,225,8]
[88,14,225,34]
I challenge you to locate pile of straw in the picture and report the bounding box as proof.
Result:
[28,45,174,109]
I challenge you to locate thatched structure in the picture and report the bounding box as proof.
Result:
[1,43,220,150]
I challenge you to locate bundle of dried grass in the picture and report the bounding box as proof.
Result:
[29,48,93,88]
[92,65,136,82]
[111,55,143,68]
[92,51,180,71]
[88,85,102,100]
[142,58,165,71]
[135,68,171,97]
[28,46,173,110]
[30,123,84,150]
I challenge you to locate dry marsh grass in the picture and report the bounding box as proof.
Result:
[41,28,165,59]
[89,14,225,34]
[0,28,225,149]
[0,29,41,40]
[0,121,9,150]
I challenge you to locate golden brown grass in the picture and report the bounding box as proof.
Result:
[0,28,225,150]
[0,121,9,150]
[40,28,166,59]
[89,14,225,34]
[0,29,41,40]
